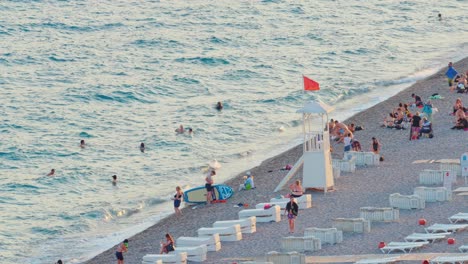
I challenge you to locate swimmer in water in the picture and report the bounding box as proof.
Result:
[140,142,145,153]
[188,128,193,135]
[80,139,85,148]
[216,101,223,111]
[112,175,117,186]
[175,125,184,134]
[47,169,55,176]
[438,13,442,21]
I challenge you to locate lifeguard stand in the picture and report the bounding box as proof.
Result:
[296,101,334,192]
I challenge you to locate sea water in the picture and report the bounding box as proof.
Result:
[0,0,467,263]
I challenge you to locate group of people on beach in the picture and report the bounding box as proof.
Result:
[381,94,435,140]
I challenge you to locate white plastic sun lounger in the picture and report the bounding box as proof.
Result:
[354,256,400,264]
[460,244,468,253]
[425,223,468,233]
[430,255,468,264]
[404,232,451,243]
[142,252,187,264]
[380,242,429,254]
[448,213,468,223]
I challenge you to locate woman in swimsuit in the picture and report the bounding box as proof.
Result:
[172,186,183,216]
[289,180,303,198]
[160,233,175,254]
[371,137,381,155]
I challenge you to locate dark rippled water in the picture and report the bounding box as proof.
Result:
[1,0,467,263]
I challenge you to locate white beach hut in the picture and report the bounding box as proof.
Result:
[274,101,334,193]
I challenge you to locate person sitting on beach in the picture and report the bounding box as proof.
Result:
[80,139,85,148]
[419,117,433,138]
[453,98,466,114]
[348,123,363,132]
[451,107,468,130]
[47,169,55,176]
[205,170,215,204]
[288,180,303,198]
[455,74,467,93]
[238,171,255,191]
[352,139,362,151]
[160,233,175,254]
[140,143,145,153]
[115,239,129,264]
[172,186,183,216]
[175,125,184,134]
[371,137,381,155]
[216,101,223,111]
[383,113,395,128]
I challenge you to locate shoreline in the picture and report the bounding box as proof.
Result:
[84,57,468,264]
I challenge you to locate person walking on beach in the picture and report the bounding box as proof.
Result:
[371,137,381,155]
[284,196,298,233]
[205,170,216,204]
[115,239,128,264]
[160,233,175,254]
[172,186,183,216]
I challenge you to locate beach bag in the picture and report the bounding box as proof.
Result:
[422,104,432,114]
[379,156,384,162]
[166,243,175,252]
[245,182,251,190]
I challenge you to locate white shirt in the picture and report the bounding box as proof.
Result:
[344,136,352,147]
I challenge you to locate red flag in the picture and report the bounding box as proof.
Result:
[303,76,320,91]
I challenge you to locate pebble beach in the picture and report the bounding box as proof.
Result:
[84,58,468,264]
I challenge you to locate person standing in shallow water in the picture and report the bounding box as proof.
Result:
[80,139,85,148]
[112,175,117,186]
[172,186,183,216]
[140,143,145,153]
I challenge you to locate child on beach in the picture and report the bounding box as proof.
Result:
[172,186,183,216]
[284,196,298,233]
[115,239,128,264]
[160,233,175,254]
[238,171,255,191]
